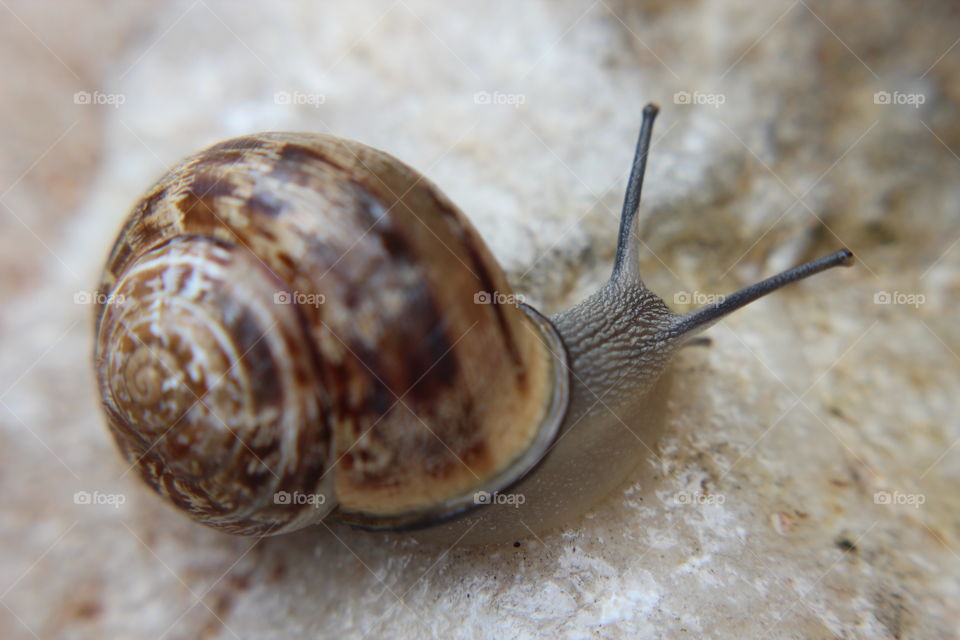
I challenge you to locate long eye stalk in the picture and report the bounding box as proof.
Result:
[611,103,659,281]
[670,249,854,337]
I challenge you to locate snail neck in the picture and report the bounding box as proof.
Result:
[550,279,678,432]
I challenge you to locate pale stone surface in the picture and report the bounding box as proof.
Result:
[1,1,959,638]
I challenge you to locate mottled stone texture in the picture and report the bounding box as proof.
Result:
[1,1,958,638]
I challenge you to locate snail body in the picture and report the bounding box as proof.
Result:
[94,105,853,543]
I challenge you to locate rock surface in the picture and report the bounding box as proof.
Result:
[1,1,958,638]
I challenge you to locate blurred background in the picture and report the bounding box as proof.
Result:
[1,1,958,638]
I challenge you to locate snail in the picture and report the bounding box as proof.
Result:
[93,104,854,543]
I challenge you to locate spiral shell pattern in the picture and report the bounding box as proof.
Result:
[97,237,332,535]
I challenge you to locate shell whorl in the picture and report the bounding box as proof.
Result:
[96,237,333,535]
[94,133,566,534]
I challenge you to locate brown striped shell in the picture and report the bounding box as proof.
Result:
[94,133,569,536]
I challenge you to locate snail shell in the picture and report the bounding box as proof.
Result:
[95,133,567,536]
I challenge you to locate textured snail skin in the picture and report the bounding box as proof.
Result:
[95,105,853,542]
